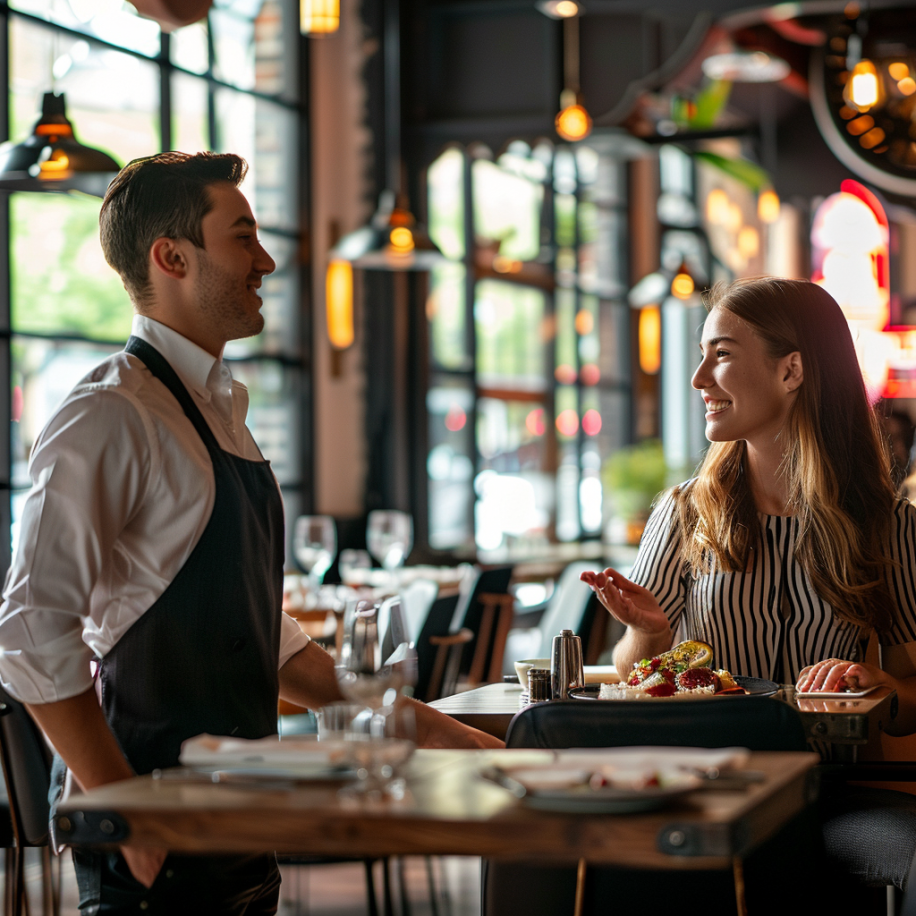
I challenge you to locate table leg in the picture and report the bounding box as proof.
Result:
[732,857,747,916]
[573,858,587,916]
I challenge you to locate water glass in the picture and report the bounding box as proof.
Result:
[366,510,413,573]
[293,515,337,593]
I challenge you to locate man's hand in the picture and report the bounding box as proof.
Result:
[121,847,167,888]
[412,699,504,749]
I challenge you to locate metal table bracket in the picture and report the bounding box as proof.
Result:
[657,818,750,857]
[54,810,130,845]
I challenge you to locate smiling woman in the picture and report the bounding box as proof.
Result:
[581,277,916,731]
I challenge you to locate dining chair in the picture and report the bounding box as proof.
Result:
[448,566,514,687]
[0,687,59,916]
[484,698,821,916]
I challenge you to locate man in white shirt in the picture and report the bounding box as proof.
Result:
[0,151,499,914]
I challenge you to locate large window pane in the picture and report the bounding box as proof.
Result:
[475,280,546,391]
[9,1,160,56]
[427,378,474,550]
[10,194,131,340]
[428,148,465,260]
[473,159,542,262]
[428,263,469,371]
[214,88,298,232]
[11,337,121,489]
[172,73,210,154]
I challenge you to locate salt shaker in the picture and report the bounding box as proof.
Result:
[550,629,585,699]
[528,668,552,703]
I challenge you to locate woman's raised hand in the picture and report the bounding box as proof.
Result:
[795,658,888,694]
[579,567,670,637]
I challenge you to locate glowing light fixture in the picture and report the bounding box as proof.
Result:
[554,14,591,143]
[889,61,910,81]
[706,188,730,225]
[671,271,695,300]
[330,0,444,270]
[556,95,593,142]
[537,0,581,17]
[0,92,120,197]
[326,259,354,349]
[638,306,661,374]
[844,59,884,112]
[758,188,781,223]
[300,0,339,33]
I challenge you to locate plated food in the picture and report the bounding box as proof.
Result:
[598,641,749,700]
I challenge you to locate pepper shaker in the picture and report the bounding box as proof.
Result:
[550,629,585,699]
[528,668,551,703]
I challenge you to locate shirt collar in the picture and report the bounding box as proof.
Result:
[130,314,221,404]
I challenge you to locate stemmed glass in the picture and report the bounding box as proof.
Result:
[293,515,337,596]
[366,511,413,579]
[335,598,417,798]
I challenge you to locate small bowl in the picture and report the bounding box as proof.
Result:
[514,658,551,691]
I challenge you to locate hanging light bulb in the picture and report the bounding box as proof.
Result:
[555,95,593,142]
[0,92,120,197]
[671,267,696,300]
[844,59,885,112]
[300,0,339,33]
[331,190,444,270]
[326,259,354,349]
[758,188,781,223]
[638,306,661,374]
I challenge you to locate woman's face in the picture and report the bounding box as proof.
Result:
[691,307,800,448]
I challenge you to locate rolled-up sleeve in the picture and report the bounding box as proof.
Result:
[278,612,310,668]
[0,388,154,704]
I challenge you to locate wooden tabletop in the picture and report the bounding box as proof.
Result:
[430,683,899,755]
[56,749,818,870]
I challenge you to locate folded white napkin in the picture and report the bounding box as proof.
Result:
[179,733,350,769]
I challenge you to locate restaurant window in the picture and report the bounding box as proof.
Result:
[426,141,631,552]
[2,0,307,568]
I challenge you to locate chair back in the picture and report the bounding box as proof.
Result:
[449,566,514,681]
[535,561,599,657]
[0,687,53,847]
[505,696,808,752]
[399,578,439,645]
[414,593,461,702]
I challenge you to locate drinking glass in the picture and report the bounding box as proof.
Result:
[366,511,413,573]
[339,548,372,585]
[293,515,337,594]
[336,599,417,798]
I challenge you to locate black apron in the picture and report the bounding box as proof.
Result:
[67,337,286,914]
[99,336,284,775]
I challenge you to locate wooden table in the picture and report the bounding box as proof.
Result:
[55,749,819,871]
[430,683,899,761]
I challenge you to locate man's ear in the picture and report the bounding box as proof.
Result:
[783,351,803,392]
[149,237,189,280]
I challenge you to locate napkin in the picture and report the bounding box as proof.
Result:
[179,733,351,770]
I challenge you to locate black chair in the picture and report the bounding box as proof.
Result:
[484,698,820,916]
[0,687,59,916]
[448,566,514,687]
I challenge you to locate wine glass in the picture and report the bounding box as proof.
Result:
[293,515,337,595]
[366,511,414,575]
[338,548,372,586]
[336,598,417,798]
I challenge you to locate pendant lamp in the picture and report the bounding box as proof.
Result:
[330,0,444,271]
[0,93,120,198]
[553,12,592,142]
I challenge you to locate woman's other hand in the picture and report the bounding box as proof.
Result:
[580,567,670,636]
[795,658,888,694]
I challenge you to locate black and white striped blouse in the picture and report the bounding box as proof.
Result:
[630,485,916,681]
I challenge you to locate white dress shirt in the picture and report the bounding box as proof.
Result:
[0,315,309,705]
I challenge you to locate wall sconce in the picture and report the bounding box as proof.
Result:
[638,306,661,374]
[326,259,354,349]
[301,0,339,35]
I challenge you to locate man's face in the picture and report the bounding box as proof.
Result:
[191,182,276,343]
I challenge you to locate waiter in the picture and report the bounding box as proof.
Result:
[0,151,499,914]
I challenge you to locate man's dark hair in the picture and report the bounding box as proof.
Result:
[99,151,248,307]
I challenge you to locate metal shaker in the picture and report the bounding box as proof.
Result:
[550,629,584,699]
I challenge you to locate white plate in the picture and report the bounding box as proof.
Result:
[796,684,880,699]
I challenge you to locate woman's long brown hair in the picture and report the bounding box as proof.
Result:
[674,278,898,633]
